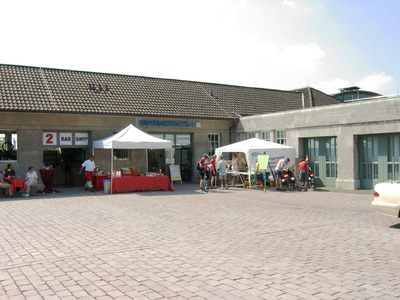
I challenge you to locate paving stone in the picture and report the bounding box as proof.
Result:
[0,185,398,299]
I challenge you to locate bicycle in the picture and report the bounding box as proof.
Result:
[202,171,210,193]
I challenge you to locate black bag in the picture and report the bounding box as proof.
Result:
[196,161,201,171]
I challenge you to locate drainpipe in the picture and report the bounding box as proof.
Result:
[229,119,239,144]
[308,87,314,107]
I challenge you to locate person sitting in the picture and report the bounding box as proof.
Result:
[23,166,38,197]
[0,169,12,197]
[5,163,16,179]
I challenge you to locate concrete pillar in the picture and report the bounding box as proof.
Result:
[336,130,360,189]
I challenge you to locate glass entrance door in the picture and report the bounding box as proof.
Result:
[175,147,192,182]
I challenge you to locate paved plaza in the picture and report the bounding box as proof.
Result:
[0,184,399,299]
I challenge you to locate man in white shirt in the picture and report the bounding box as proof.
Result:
[79,155,96,192]
[274,157,290,190]
[217,155,229,189]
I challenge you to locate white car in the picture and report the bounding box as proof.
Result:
[372,182,400,218]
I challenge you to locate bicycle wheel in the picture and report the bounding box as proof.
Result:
[204,179,209,193]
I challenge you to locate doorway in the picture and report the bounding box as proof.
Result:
[43,148,88,186]
[175,147,192,182]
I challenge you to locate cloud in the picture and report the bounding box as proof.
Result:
[315,78,351,94]
[281,0,296,8]
[357,73,394,93]
[315,73,395,95]
[279,43,325,71]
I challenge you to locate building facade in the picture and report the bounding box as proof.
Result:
[238,96,400,189]
[4,64,398,190]
[1,64,340,188]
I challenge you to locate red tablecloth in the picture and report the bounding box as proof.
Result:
[111,175,174,193]
[38,169,60,193]
[10,178,26,192]
[93,174,111,189]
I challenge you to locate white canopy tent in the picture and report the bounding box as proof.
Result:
[215,138,295,186]
[92,124,173,192]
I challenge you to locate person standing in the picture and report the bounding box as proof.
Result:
[274,157,290,190]
[198,153,208,191]
[209,154,217,189]
[79,155,96,192]
[23,166,38,197]
[0,169,12,197]
[237,153,247,187]
[229,153,240,186]
[298,158,309,191]
[217,154,228,189]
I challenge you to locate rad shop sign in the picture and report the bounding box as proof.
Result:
[43,132,89,147]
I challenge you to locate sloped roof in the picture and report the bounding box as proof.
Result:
[291,87,343,108]
[0,64,341,119]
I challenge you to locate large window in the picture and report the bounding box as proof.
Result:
[304,136,337,187]
[0,131,18,161]
[387,135,400,180]
[305,138,320,177]
[276,131,286,145]
[360,136,378,180]
[326,138,337,178]
[208,134,220,156]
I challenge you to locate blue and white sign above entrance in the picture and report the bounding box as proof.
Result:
[139,120,200,128]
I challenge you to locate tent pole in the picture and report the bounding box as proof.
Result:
[170,148,174,188]
[146,150,148,172]
[110,149,113,194]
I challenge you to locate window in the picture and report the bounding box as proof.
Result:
[276,131,286,145]
[113,149,129,160]
[261,131,270,141]
[326,138,338,178]
[305,138,320,177]
[0,131,18,161]
[387,135,400,180]
[360,136,378,180]
[208,134,220,156]
[247,132,256,139]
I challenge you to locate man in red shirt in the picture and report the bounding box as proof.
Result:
[198,154,209,191]
[209,154,217,188]
[298,158,309,191]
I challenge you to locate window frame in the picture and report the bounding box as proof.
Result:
[0,131,18,161]
[276,130,286,145]
[208,133,220,156]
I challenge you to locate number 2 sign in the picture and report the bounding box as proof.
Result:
[43,132,57,146]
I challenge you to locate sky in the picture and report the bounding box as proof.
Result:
[1,0,399,96]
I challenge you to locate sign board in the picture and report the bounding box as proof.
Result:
[60,133,73,145]
[43,131,89,148]
[169,165,182,185]
[176,134,191,146]
[43,132,57,146]
[75,132,89,145]
[257,155,270,169]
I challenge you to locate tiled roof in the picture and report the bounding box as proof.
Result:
[0,64,342,119]
[291,87,342,108]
